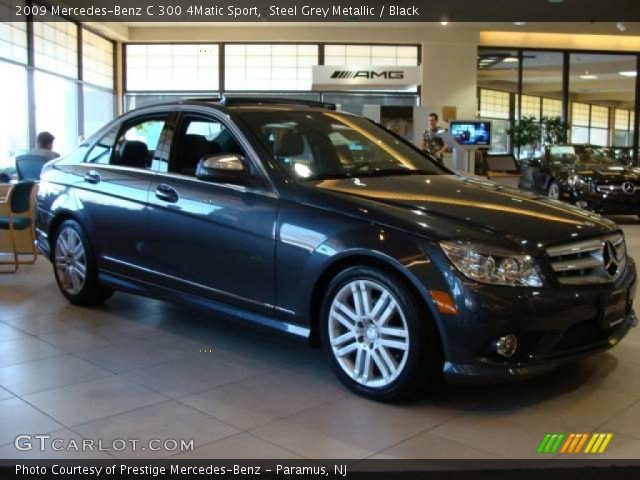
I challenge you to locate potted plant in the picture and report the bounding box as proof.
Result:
[541,115,568,146]
[507,116,542,159]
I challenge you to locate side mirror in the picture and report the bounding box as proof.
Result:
[196,154,249,184]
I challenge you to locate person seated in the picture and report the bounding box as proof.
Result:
[28,131,60,160]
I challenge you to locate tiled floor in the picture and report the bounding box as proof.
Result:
[2,216,640,460]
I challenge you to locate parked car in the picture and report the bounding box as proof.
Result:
[519,144,640,217]
[36,98,637,400]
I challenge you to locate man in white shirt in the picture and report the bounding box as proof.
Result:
[28,132,60,160]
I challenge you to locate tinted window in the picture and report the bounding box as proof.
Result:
[171,116,245,176]
[109,117,168,170]
[85,127,117,164]
[238,111,445,180]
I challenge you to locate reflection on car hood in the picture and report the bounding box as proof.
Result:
[312,174,617,250]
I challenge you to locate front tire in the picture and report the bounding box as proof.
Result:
[547,180,560,200]
[320,266,441,401]
[52,219,113,306]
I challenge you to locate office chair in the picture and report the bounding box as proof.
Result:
[15,154,49,181]
[0,181,37,273]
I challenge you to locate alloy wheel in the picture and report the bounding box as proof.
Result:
[328,279,410,388]
[54,227,87,295]
[548,182,560,200]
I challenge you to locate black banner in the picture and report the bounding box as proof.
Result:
[2,460,640,480]
[2,0,640,22]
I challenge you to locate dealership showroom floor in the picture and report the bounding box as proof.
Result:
[1,215,640,460]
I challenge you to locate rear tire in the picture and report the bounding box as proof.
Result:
[52,219,114,306]
[320,266,441,401]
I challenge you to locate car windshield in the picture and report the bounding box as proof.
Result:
[237,110,447,180]
[549,146,626,167]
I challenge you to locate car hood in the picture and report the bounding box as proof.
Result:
[310,174,617,252]
[569,165,640,183]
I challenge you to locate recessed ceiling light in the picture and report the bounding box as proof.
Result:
[513,22,526,26]
[503,57,518,63]
[579,74,598,79]
[619,71,637,77]
[440,20,449,26]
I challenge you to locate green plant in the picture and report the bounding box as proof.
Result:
[507,116,542,159]
[541,116,567,146]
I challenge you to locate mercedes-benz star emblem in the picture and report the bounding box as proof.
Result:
[622,182,636,194]
[602,241,619,278]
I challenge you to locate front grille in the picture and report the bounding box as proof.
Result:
[595,183,639,194]
[546,234,627,285]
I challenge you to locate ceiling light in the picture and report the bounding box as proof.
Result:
[440,20,449,26]
[503,57,518,63]
[616,22,627,32]
[619,71,637,77]
[579,74,598,79]
[513,22,526,26]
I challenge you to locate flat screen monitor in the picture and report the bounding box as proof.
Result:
[449,121,491,148]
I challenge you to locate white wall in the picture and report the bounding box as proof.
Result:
[421,37,479,123]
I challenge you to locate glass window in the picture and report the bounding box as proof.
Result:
[478,89,511,154]
[126,44,219,91]
[110,117,167,170]
[239,110,444,181]
[614,108,634,147]
[0,21,28,64]
[33,20,78,79]
[224,44,318,91]
[570,53,636,147]
[520,95,541,119]
[0,61,28,175]
[85,126,118,164]
[522,51,563,120]
[325,44,418,67]
[82,29,114,89]
[542,98,562,118]
[83,85,115,137]
[172,117,244,176]
[34,70,78,156]
[479,89,510,119]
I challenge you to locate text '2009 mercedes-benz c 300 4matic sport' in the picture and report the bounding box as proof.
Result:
[35,98,637,401]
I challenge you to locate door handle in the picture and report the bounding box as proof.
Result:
[84,170,101,184]
[155,184,179,203]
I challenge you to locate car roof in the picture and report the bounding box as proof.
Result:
[129,96,339,114]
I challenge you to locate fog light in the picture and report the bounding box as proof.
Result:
[576,201,588,209]
[495,334,517,358]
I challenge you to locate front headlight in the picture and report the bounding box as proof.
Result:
[567,174,588,188]
[440,241,543,287]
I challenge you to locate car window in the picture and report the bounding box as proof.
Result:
[171,116,245,177]
[85,126,118,164]
[108,116,168,170]
[239,111,445,180]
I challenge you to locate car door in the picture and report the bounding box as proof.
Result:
[146,108,278,315]
[74,109,174,276]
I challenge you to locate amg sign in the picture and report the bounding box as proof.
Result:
[312,65,420,91]
[330,70,405,79]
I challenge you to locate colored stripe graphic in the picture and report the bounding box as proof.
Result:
[542,433,614,454]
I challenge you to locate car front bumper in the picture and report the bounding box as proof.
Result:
[565,189,640,215]
[441,258,637,383]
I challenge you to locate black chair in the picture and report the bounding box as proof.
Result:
[0,181,37,273]
[15,154,49,181]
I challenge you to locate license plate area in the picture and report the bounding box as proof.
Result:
[601,289,629,328]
